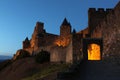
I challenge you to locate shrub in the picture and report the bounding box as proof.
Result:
[35,50,50,63]
[16,50,30,60]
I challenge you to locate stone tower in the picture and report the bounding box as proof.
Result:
[23,37,30,49]
[31,22,46,48]
[88,8,113,36]
[55,18,72,47]
[60,18,71,37]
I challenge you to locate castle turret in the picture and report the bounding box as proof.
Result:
[88,8,113,36]
[55,18,71,47]
[30,21,46,48]
[23,37,30,49]
[60,18,71,37]
[34,22,45,35]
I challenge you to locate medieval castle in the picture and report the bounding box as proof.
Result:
[14,1,120,63]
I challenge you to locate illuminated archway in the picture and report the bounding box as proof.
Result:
[87,44,101,60]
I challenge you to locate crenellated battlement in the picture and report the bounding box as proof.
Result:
[88,8,113,36]
[97,8,105,12]
[88,8,96,13]
[106,8,114,13]
[89,8,113,13]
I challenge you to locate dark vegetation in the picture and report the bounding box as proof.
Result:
[35,50,50,63]
[15,50,50,64]
[16,50,30,60]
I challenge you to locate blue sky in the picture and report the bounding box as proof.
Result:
[0,0,119,56]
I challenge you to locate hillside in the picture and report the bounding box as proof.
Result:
[0,57,69,80]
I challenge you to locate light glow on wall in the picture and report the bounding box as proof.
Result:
[55,37,70,47]
[88,44,101,60]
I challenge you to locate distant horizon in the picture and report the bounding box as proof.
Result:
[0,55,12,60]
[0,0,119,56]
[0,52,12,56]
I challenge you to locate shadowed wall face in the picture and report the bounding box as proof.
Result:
[88,44,101,60]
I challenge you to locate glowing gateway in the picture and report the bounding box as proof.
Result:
[88,44,101,60]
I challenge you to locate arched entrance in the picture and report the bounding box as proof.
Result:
[88,44,101,60]
[82,38,103,61]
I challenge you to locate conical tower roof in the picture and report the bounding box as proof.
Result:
[61,18,70,26]
[25,37,29,41]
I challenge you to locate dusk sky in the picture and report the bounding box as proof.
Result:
[0,0,119,56]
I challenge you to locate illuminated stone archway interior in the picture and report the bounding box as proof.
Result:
[87,44,101,60]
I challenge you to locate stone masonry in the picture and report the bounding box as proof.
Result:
[14,1,120,63]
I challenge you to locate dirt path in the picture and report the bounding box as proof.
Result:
[74,60,120,80]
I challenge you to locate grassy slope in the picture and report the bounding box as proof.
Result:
[22,63,69,80]
[0,57,70,80]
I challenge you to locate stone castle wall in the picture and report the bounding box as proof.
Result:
[15,1,120,62]
[72,34,83,62]
[22,18,74,63]
[51,37,72,63]
[91,2,120,56]
[88,8,113,35]
[50,36,73,63]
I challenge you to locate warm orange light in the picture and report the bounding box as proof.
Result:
[55,37,70,47]
[88,44,101,60]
